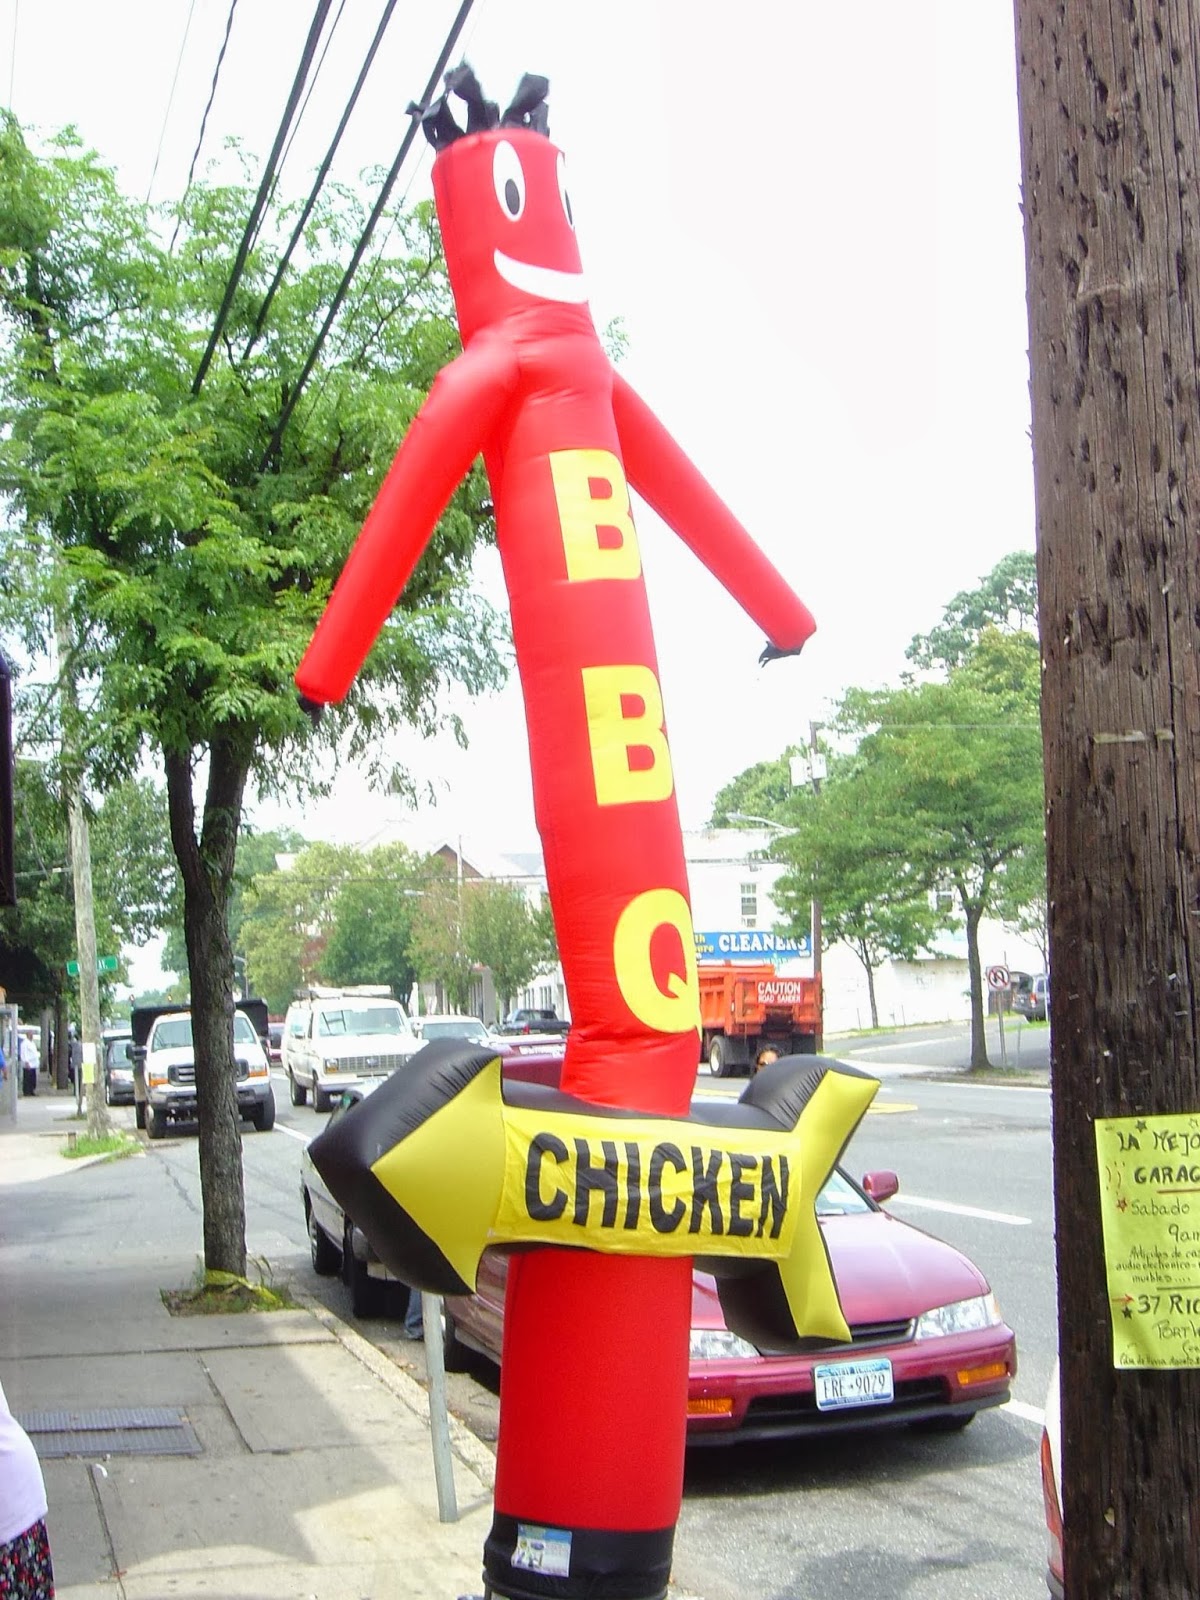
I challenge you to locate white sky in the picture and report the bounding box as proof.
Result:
[4,0,1035,876]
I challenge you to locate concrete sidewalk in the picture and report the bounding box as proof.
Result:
[0,1088,495,1599]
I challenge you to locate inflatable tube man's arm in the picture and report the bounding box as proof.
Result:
[296,337,521,703]
[611,371,816,658]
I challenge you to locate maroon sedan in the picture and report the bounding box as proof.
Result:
[442,1163,1016,1444]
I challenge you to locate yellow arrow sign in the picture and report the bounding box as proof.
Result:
[311,1045,878,1345]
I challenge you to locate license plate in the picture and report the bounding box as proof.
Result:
[814,1357,894,1411]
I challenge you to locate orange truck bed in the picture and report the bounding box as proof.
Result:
[697,963,822,1077]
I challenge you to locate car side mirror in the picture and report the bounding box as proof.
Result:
[131,1044,147,1066]
[862,1170,899,1203]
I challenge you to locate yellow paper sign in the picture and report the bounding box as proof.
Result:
[1095,1111,1200,1368]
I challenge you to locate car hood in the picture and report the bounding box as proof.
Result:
[146,1045,195,1070]
[690,1208,991,1335]
[321,1032,419,1057]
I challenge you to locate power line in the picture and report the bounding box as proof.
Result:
[192,0,334,395]
[146,0,199,205]
[243,0,397,363]
[170,0,240,253]
[267,0,348,206]
[298,0,486,414]
[258,0,478,470]
[243,0,349,270]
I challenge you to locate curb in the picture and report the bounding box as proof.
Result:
[292,1288,498,1492]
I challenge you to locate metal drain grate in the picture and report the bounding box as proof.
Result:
[16,1406,201,1458]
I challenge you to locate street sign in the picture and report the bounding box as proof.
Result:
[65,956,119,977]
[986,964,1011,991]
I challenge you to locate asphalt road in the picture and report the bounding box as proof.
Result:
[242,1025,1056,1600]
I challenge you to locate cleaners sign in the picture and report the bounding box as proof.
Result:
[695,929,812,963]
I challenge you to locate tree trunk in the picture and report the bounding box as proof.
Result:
[164,739,250,1279]
[852,939,880,1029]
[1014,5,1200,1594]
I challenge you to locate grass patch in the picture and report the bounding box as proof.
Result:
[162,1261,299,1316]
[925,1064,1047,1085]
[61,1132,140,1161]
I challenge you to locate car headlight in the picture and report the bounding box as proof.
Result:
[689,1328,758,1361]
[914,1293,1001,1339]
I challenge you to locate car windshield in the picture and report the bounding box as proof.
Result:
[152,1013,259,1049]
[815,1168,875,1217]
[423,1020,488,1042]
[317,1004,406,1038]
[106,1037,132,1067]
[153,1017,192,1048]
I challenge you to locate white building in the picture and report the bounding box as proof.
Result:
[683,827,1045,1035]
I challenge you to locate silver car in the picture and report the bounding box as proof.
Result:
[300,1083,396,1317]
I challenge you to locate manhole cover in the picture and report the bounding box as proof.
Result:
[16,1406,201,1458]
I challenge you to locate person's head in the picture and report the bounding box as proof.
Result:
[755,1046,779,1072]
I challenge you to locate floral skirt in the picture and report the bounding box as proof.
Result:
[0,1518,54,1598]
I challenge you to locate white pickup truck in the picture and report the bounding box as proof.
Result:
[135,1005,276,1139]
[282,988,421,1112]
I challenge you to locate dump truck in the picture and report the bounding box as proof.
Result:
[698,963,822,1076]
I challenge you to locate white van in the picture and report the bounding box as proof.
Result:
[283,986,420,1111]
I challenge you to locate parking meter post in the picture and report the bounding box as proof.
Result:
[423,1292,458,1523]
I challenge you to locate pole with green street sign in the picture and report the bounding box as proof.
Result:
[65,957,119,977]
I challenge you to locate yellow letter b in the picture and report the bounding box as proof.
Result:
[582,665,674,807]
[550,449,642,582]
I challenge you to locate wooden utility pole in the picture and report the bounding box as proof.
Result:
[1014,5,1200,1594]
[55,610,111,1141]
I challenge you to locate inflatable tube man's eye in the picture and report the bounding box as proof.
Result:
[557,152,574,229]
[493,140,526,220]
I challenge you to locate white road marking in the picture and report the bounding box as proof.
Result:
[273,1123,309,1145]
[889,1194,1032,1226]
[917,1079,1049,1094]
[1003,1397,1045,1427]
[847,1041,960,1056]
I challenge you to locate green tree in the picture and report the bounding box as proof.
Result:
[409,866,474,1012]
[163,824,303,987]
[1,759,174,1010]
[835,643,1043,1066]
[91,776,180,954]
[239,840,360,1015]
[906,550,1038,671]
[531,892,559,975]
[0,121,506,1274]
[709,751,801,827]
[772,759,950,1028]
[464,880,546,1013]
[1,758,78,1008]
[322,843,425,1003]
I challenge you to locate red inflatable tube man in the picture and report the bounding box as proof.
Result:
[296,67,815,1600]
